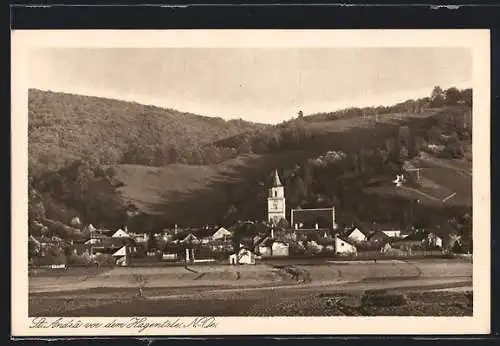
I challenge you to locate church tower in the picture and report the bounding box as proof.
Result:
[267,169,286,225]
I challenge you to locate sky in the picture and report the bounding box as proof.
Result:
[28,48,472,124]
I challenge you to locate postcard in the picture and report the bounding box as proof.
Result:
[11,29,490,336]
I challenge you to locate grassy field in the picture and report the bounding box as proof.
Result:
[29,259,472,316]
[30,288,472,317]
[110,106,471,225]
[364,153,472,207]
[113,150,310,222]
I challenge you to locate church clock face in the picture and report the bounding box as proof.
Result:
[270,200,282,211]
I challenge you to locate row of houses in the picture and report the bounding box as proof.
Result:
[30,217,462,267]
[344,225,445,251]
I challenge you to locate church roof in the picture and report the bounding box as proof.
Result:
[291,208,335,230]
[272,169,282,187]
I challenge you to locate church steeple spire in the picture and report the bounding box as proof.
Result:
[268,169,286,225]
[272,169,282,187]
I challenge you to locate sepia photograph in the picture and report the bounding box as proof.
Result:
[11,29,490,336]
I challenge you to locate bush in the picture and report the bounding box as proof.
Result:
[365,289,388,295]
[93,253,115,266]
[66,253,93,265]
[439,144,464,159]
[31,254,67,266]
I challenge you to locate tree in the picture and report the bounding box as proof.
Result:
[147,236,158,252]
[224,205,239,225]
[28,188,46,221]
[276,218,290,230]
[238,137,253,155]
[460,88,473,107]
[430,86,445,108]
[445,87,461,106]
[289,175,308,208]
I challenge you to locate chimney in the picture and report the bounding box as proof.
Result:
[315,223,319,230]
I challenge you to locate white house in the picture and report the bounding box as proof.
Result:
[427,232,443,248]
[84,238,100,245]
[229,248,256,265]
[380,242,392,253]
[112,229,130,238]
[393,174,405,187]
[334,235,357,255]
[133,233,149,243]
[112,246,130,266]
[381,229,402,238]
[346,227,368,242]
[239,248,256,264]
[181,233,200,244]
[272,241,289,257]
[258,246,272,257]
[212,227,232,240]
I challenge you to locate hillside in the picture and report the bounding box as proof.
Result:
[28,89,269,175]
[29,86,472,235]
[112,151,311,225]
[111,106,472,227]
[365,153,472,207]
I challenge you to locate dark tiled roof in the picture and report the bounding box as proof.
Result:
[368,231,390,241]
[291,208,335,229]
[395,231,429,242]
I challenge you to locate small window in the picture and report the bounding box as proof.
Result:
[274,190,277,197]
[341,243,344,246]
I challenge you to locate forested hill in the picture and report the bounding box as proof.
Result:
[28,86,472,242]
[28,89,269,176]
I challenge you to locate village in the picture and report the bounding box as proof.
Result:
[22,44,478,320]
[28,169,462,268]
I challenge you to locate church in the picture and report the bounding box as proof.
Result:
[267,169,337,232]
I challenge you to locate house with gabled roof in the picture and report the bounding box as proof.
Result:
[212,227,232,241]
[181,233,200,244]
[112,246,131,266]
[334,234,357,255]
[345,227,368,243]
[390,230,443,250]
[229,247,256,265]
[271,241,290,257]
[91,237,136,255]
[368,230,391,244]
[112,228,130,238]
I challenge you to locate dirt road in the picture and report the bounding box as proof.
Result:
[29,259,472,316]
